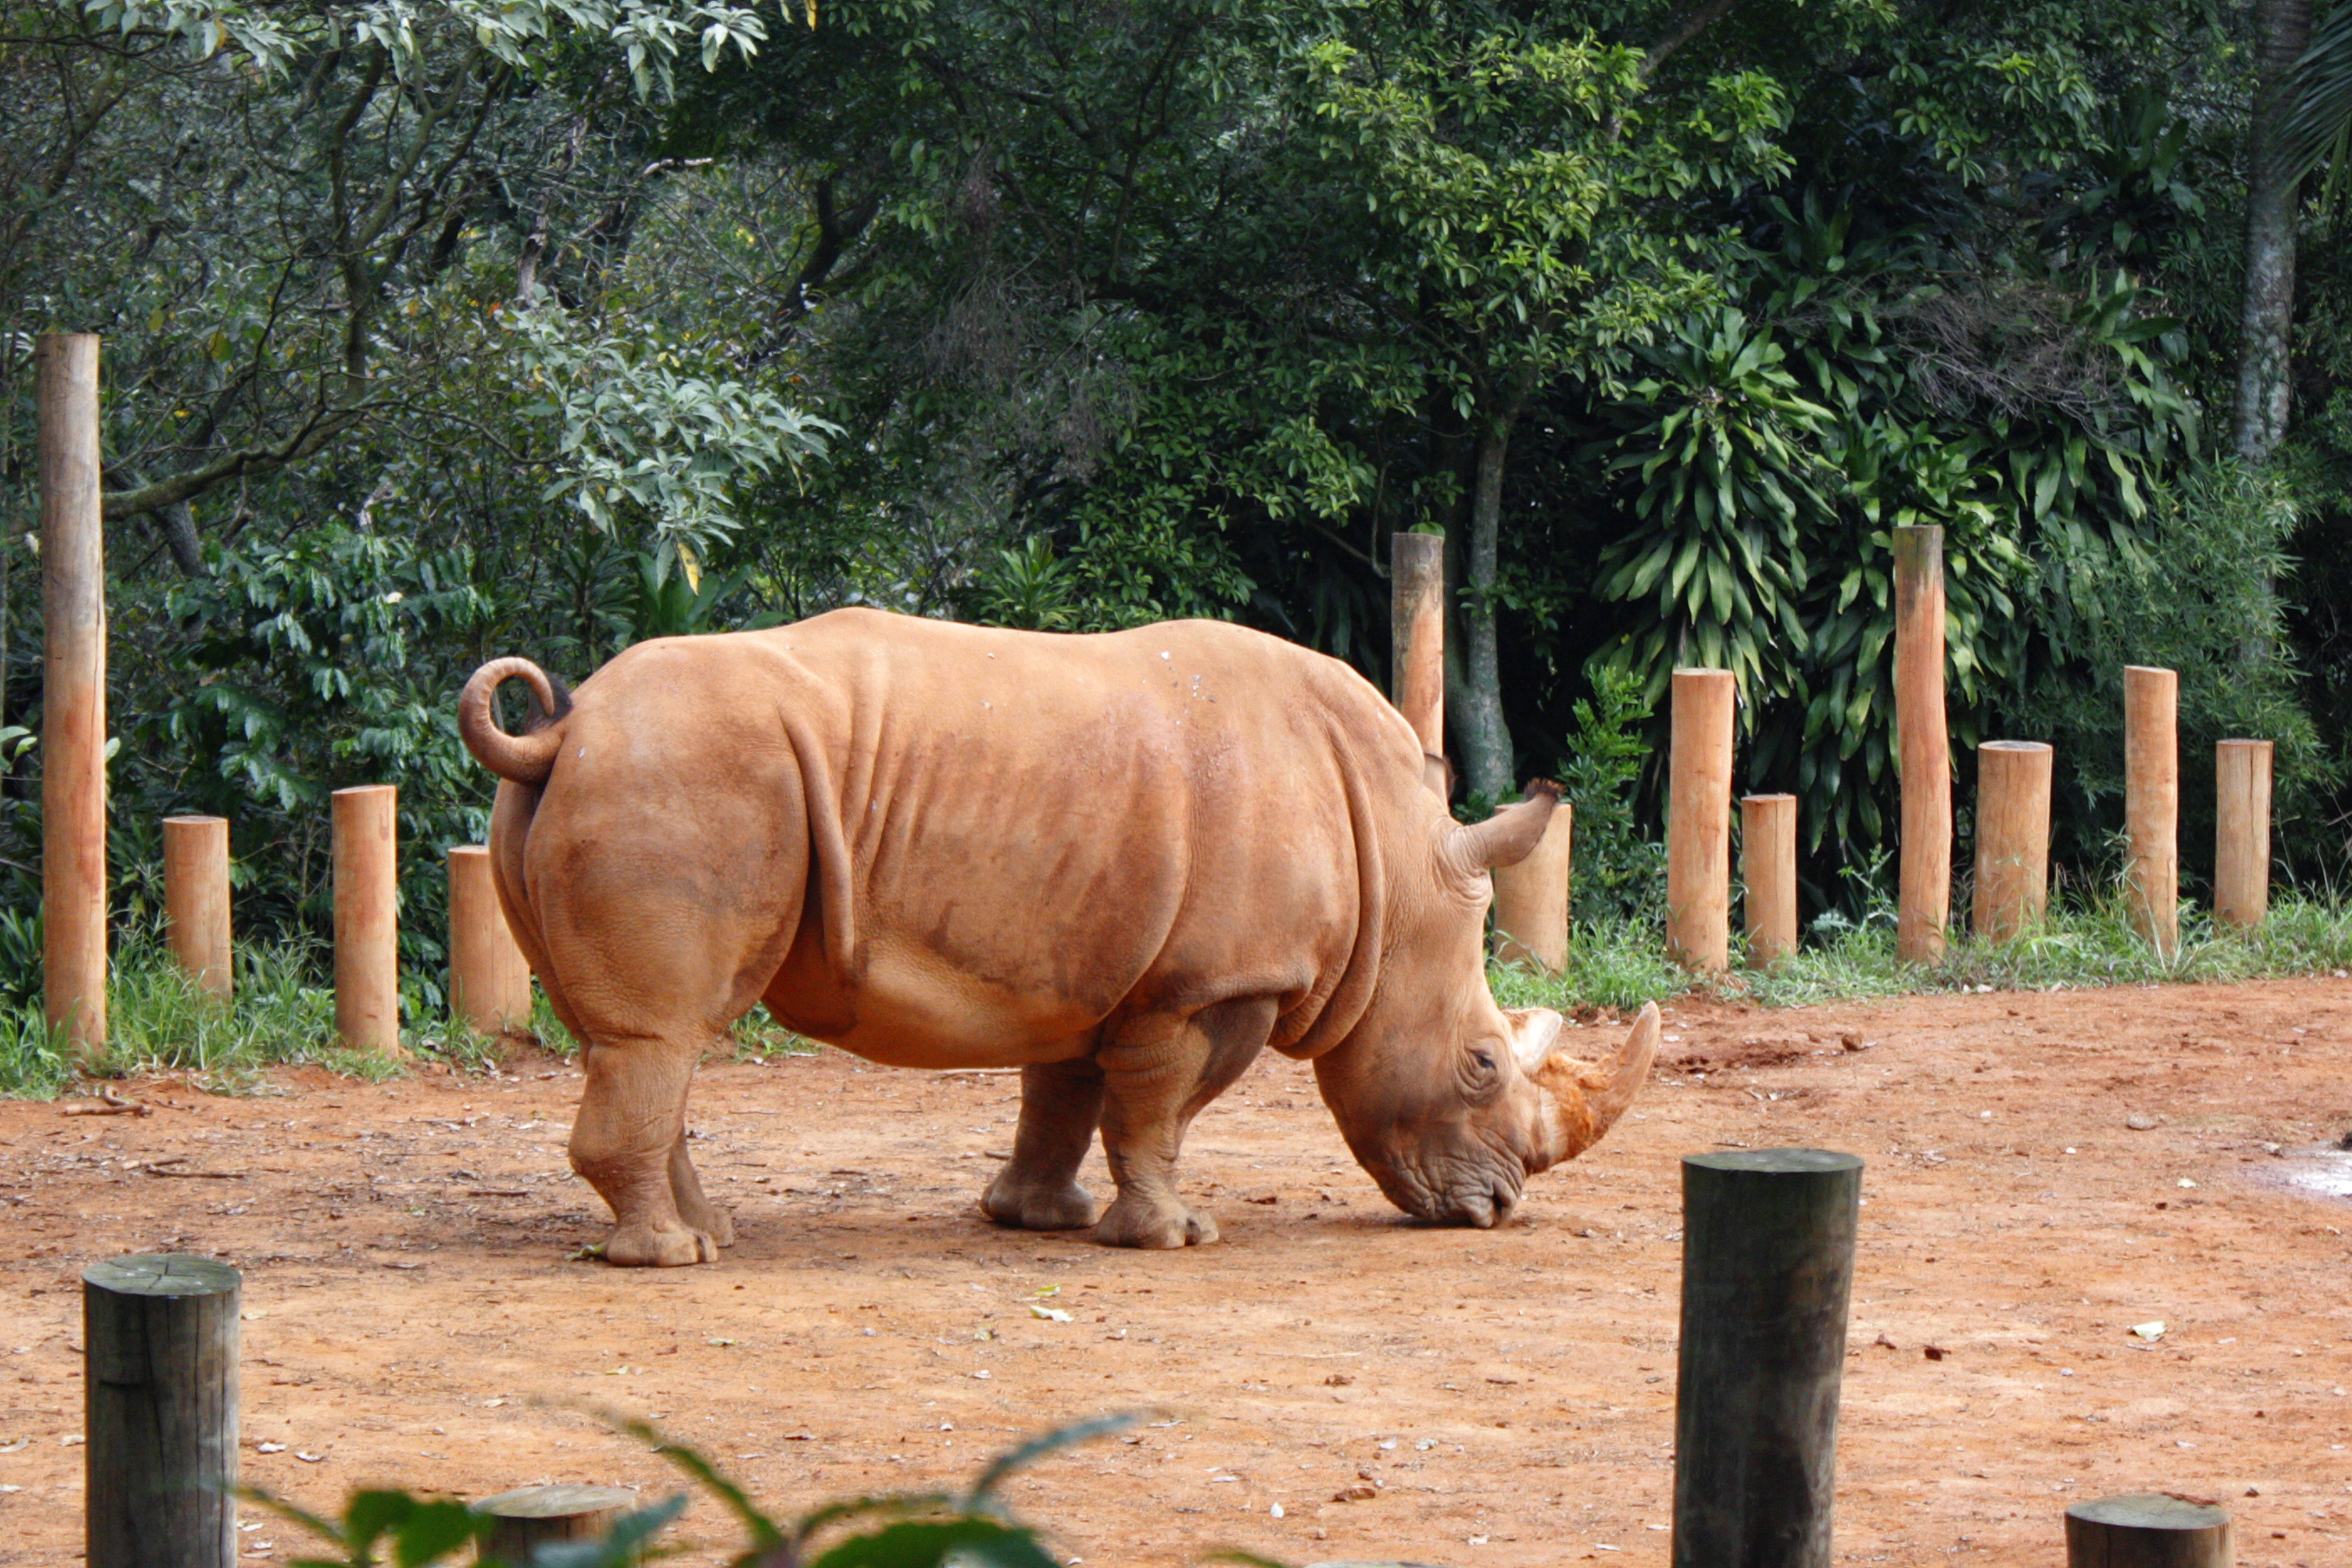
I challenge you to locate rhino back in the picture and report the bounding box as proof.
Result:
[615,609,1431,1066]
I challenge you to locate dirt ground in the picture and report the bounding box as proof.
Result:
[3,979,2351,1567]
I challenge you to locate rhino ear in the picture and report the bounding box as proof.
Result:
[1508,1007,1565,1074]
[1439,781,1560,879]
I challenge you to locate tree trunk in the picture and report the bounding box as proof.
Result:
[2236,0,2312,463]
[1454,405,1518,802]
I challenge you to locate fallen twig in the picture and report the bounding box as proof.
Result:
[143,1158,243,1180]
[62,1088,150,1118]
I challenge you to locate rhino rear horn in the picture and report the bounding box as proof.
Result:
[1534,1001,1660,1164]
[1438,780,1560,878]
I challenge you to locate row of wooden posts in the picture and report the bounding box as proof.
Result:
[36,332,531,1053]
[1394,530,2279,975]
[161,797,533,1048]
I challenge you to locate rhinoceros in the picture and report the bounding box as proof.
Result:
[457,609,1657,1266]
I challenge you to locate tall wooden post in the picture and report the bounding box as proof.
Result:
[1894,525,1950,965]
[1491,797,1572,972]
[1741,794,1798,968]
[38,333,107,1057]
[1672,1149,1862,1568]
[2064,1494,2231,1568]
[2124,666,2178,956]
[448,844,531,1034]
[85,1254,240,1568]
[1972,741,2053,943]
[162,817,233,998]
[1391,532,1446,780]
[1668,669,1735,973]
[2214,739,2274,931]
[332,785,400,1055]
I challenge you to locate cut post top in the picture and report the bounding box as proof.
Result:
[1684,1147,1863,1177]
[2066,1494,2229,1531]
[476,1484,640,1518]
[1980,740,2051,755]
[83,1253,240,1298]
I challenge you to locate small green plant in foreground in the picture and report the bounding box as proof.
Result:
[248,1415,1142,1568]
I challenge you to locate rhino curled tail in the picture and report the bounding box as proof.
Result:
[458,656,574,785]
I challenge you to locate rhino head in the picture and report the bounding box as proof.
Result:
[1314,789,1660,1227]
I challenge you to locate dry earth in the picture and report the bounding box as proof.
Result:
[3,978,2352,1567]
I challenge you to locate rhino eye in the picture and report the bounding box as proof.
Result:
[1470,1049,1496,1071]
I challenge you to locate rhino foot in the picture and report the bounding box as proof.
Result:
[980,1175,1099,1231]
[1094,1194,1219,1249]
[602,1221,721,1267]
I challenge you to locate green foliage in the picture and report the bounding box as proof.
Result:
[248,1416,1135,1568]
[1550,661,1666,924]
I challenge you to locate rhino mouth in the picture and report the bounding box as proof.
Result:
[1382,1150,1527,1229]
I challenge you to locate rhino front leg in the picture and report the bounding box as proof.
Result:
[1093,996,1274,1249]
[571,1037,723,1267]
[982,1058,1105,1231]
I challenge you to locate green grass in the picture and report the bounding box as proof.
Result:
[1491,886,2352,1016]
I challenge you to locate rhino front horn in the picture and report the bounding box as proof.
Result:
[1534,1001,1661,1165]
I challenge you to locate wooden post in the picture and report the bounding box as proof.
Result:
[475,1485,638,1563]
[1491,796,1572,972]
[85,1254,240,1568]
[1972,741,2053,943]
[2214,739,2274,931]
[1391,532,1446,774]
[1894,525,1950,965]
[162,817,232,999]
[1667,669,1735,972]
[449,845,531,1034]
[1672,1149,1863,1568]
[2124,666,2179,956]
[2064,1494,2231,1568]
[39,333,107,1057]
[1741,794,1798,968]
[332,785,401,1054]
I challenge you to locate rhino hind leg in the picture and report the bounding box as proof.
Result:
[981,1058,1105,1231]
[570,1037,725,1267]
[1093,996,1274,1249]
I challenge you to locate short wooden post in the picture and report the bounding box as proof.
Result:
[2214,739,2273,931]
[449,845,531,1034]
[2124,666,2179,956]
[1741,794,1798,968]
[162,816,233,999]
[39,332,107,1058]
[1894,525,1951,965]
[1672,1149,1863,1568]
[2064,1493,2231,1567]
[1492,795,1572,972]
[1667,669,1735,972]
[332,785,401,1054]
[1972,741,2053,943]
[1391,532,1446,775]
[85,1254,240,1568]
[475,1485,638,1563]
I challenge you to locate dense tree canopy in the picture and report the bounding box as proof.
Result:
[6,0,2351,991]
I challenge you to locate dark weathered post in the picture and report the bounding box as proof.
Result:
[39,332,107,1058]
[1672,1148,1863,1568]
[2065,1494,2232,1567]
[85,1255,240,1568]
[476,1485,638,1562]
[1391,532,1446,787]
[1894,525,1950,964]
